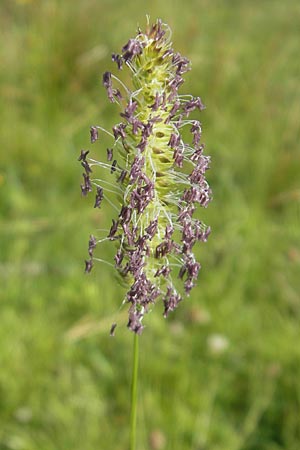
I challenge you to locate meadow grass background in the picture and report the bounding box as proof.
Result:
[1,0,300,449]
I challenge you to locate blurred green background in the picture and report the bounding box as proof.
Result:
[1,0,300,449]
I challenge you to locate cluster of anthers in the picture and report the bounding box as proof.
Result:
[79,18,212,334]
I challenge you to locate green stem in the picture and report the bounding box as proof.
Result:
[130,333,139,450]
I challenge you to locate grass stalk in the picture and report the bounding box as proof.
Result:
[130,333,139,450]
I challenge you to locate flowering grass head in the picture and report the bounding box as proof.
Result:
[79,18,212,334]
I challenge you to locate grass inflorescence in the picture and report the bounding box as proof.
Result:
[80,19,212,333]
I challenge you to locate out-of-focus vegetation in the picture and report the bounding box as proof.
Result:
[1,0,300,449]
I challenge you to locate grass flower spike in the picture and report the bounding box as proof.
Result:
[80,18,212,334]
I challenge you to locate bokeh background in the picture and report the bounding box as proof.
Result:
[1,0,300,449]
